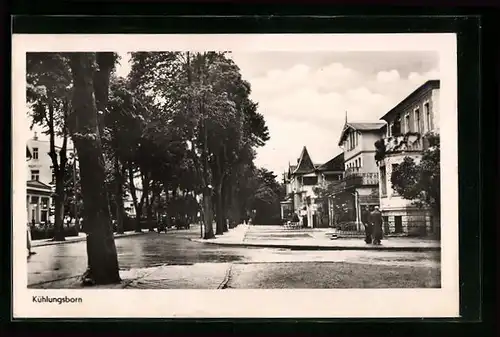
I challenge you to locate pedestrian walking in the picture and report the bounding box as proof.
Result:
[361,205,372,244]
[370,206,383,245]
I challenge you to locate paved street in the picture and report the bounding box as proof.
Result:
[28,225,441,289]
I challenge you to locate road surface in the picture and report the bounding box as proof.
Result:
[28,225,441,289]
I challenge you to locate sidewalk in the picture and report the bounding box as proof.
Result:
[30,263,232,289]
[32,230,145,248]
[191,225,440,251]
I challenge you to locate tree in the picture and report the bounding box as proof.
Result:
[313,184,356,224]
[104,75,148,233]
[68,52,120,285]
[248,168,285,224]
[63,159,82,227]
[26,53,73,241]
[390,133,440,215]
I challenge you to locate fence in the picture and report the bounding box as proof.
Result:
[330,215,440,239]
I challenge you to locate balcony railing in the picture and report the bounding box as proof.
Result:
[325,172,379,195]
[344,172,379,187]
[383,133,424,154]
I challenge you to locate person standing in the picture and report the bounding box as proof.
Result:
[27,222,35,257]
[361,205,372,244]
[370,206,383,245]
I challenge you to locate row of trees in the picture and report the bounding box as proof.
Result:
[26,51,283,284]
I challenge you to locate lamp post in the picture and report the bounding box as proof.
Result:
[349,190,361,231]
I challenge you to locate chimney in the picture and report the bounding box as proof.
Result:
[33,132,38,140]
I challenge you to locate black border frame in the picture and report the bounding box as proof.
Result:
[3,11,492,336]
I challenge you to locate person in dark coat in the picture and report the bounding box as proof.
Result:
[370,206,383,245]
[361,205,372,244]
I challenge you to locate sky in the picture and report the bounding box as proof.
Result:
[28,51,440,179]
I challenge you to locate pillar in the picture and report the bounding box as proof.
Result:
[36,195,41,224]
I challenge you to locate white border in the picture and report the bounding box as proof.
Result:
[12,33,459,319]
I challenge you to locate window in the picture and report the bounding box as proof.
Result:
[32,147,38,159]
[414,108,421,133]
[391,164,399,194]
[393,115,402,135]
[424,102,432,131]
[404,113,411,133]
[303,176,318,186]
[380,166,387,196]
[31,170,40,181]
[388,122,393,137]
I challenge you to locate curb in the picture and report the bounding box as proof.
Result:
[190,239,441,252]
[32,232,146,248]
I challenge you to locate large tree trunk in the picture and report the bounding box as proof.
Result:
[48,98,68,241]
[53,171,66,241]
[140,170,151,231]
[202,188,215,239]
[215,184,224,235]
[145,178,154,232]
[114,156,125,234]
[68,52,120,285]
[127,163,142,232]
[222,175,231,231]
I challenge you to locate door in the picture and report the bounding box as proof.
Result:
[395,216,403,233]
[383,216,389,234]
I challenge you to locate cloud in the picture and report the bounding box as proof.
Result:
[238,58,440,176]
[376,69,400,83]
[110,51,441,177]
[408,69,440,84]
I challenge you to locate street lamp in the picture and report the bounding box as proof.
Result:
[348,190,361,231]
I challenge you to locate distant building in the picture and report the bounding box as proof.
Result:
[26,132,75,225]
[281,147,343,228]
[26,132,75,187]
[315,153,345,227]
[329,120,385,230]
[376,79,440,236]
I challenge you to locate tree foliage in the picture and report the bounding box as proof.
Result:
[390,133,440,213]
[26,53,73,241]
[128,51,270,238]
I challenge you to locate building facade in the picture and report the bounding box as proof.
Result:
[26,132,75,225]
[376,79,440,236]
[281,147,343,228]
[333,121,385,230]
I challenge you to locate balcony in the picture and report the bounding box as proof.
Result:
[344,172,379,188]
[325,172,379,195]
[382,133,424,154]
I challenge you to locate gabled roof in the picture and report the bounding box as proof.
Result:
[293,146,316,174]
[380,79,440,122]
[317,152,344,172]
[337,121,386,146]
[27,180,53,191]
